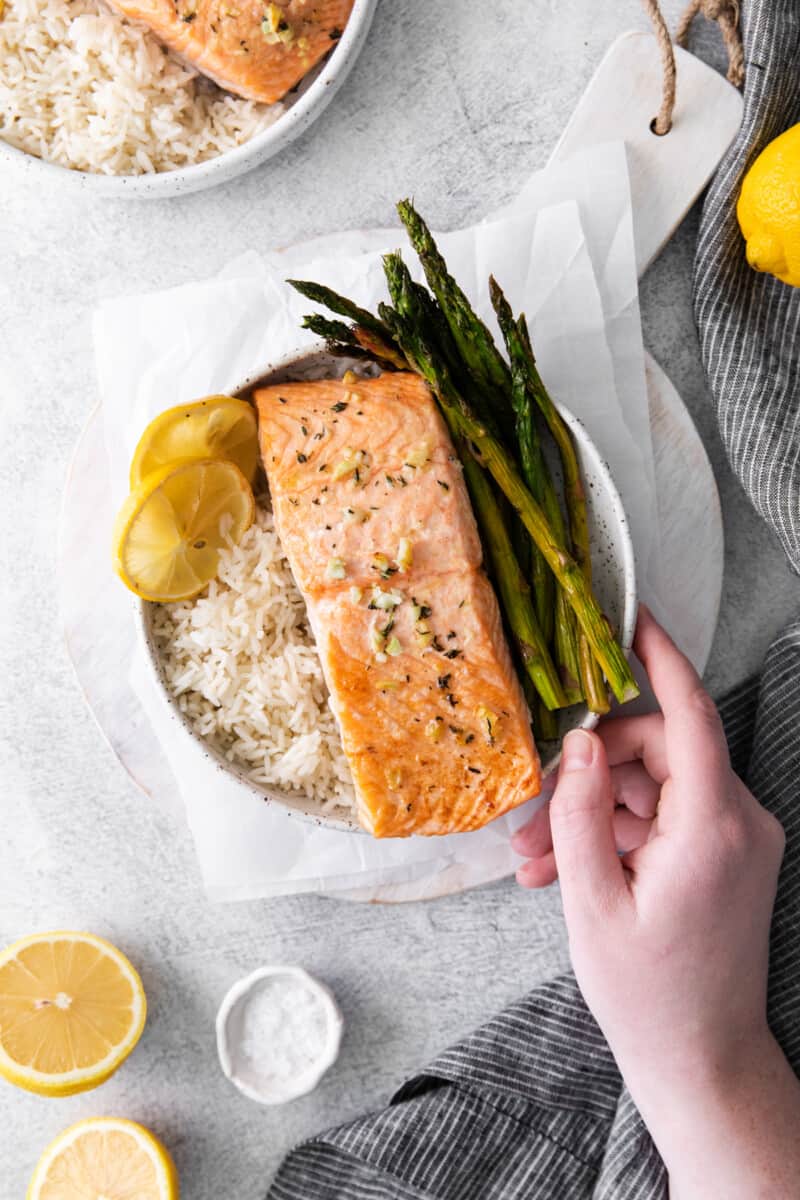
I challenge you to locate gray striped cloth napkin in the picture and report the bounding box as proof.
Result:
[268,2,800,1194]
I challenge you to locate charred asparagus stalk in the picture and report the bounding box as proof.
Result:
[509,350,554,645]
[491,286,585,704]
[396,201,515,440]
[381,272,639,706]
[541,470,583,702]
[301,313,358,345]
[509,351,560,737]
[301,314,396,368]
[516,309,610,715]
[459,448,567,710]
[289,279,394,342]
[491,278,610,715]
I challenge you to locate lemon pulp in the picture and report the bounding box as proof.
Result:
[0,931,146,1096]
[130,395,259,487]
[113,457,255,602]
[27,1118,178,1200]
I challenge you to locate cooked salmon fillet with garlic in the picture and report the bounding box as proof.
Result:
[255,372,541,837]
[109,0,354,104]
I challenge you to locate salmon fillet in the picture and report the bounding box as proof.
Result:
[110,0,354,104]
[255,372,541,837]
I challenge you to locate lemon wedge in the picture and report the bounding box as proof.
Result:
[130,395,259,488]
[113,457,255,602]
[28,1118,178,1200]
[0,931,146,1097]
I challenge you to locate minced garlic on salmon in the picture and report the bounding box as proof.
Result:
[107,0,354,104]
[254,372,541,837]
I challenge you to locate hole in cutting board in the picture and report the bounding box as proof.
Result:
[649,116,670,136]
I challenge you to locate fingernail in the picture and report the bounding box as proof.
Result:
[561,729,595,772]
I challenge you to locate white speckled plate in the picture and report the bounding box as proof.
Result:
[0,0,377,199]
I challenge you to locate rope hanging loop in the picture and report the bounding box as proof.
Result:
[642,0,745,136]
[676,0,745,88]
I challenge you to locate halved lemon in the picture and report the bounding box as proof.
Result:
[0,931,146,1097]
[28,1118,178,1200]
[130,395,259,488]
[113,457,255,602]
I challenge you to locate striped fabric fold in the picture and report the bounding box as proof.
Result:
[694,0,800,571]
[268,3,800,1195]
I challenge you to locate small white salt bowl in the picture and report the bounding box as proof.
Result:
[216,965,343,1105]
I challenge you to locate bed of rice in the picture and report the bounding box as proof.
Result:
[0,0,283,174]
[151,501,356,814]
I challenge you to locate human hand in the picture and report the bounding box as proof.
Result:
[513,607,796,1197]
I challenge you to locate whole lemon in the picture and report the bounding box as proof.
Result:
[737,123,800,287]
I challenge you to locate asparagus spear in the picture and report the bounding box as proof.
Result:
[459,447,567,710]
[302,313,358,344]
[299,316,384,367]
[293,279,408,368]
[509,355,554,645]
[288,279,393,342]
[516,310,610,715]
[382,277,639,706]
[491,285,583,703]
[510,356,563,743]
[301,311,405,372]
[517,315,600,708]
[396,201,516,439]
[490,277,610,714]
[541,470,583,701]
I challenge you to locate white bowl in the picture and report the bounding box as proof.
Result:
[0,0,377,199]
[216,965,343,1105]
[137,349,637,831]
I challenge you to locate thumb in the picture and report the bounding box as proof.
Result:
[550,729,627,920]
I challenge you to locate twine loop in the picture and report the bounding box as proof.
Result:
[643,0,745,136]
[676,0,745,87]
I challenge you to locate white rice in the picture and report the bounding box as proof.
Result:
[0,0,283,174]
[152,501,356,813]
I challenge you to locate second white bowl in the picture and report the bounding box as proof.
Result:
[0,0,378,199]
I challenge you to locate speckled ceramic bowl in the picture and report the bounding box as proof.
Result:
[0,0,377,199]
[136,349,637,832]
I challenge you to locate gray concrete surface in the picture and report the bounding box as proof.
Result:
[1,1,797,1195]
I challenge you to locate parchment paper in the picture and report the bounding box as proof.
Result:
[95,140,662,900]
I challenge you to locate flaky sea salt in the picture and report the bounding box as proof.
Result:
[239,976,329,1085]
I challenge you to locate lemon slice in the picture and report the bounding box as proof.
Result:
[28,1118,178,1200]
[0,931,146,1097]
[113,457,255,602]
[130,395,259,488]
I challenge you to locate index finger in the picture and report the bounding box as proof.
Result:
[634,605,730,800]
[634,605,704,716]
